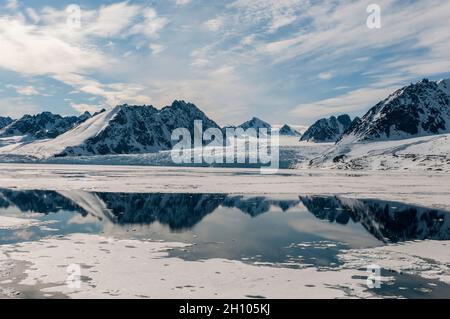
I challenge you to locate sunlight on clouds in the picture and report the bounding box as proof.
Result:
[0,1,168,114]
[0,18,108,75]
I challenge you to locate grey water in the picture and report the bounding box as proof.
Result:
[1,188,450,298]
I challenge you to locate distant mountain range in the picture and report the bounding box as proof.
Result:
[0,111,92,140]
[224,118,301,137]
[0,78,449,171]
[0,101,220,158]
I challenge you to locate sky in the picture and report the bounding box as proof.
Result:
[0,0,450,126]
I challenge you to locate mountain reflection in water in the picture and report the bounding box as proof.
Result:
[0,188,449,243]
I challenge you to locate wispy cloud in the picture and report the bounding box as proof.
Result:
[0,1,168,114]
[291,85,398,120]
[6,85,49,96]
[149,43,166,56]
[318,72,335,80]
[175,0,192,6]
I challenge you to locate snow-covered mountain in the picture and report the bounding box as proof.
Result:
[339,78,450,143]
[0,101,219,158]
[300,115,353,142]
[0,117,13,130]
[0,111,91,140]
[238,117,271,131]
[278,124,301,136]
[222,117,272,138]
[308,78,450,171]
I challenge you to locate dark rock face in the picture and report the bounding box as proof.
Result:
[300,114,353,142]
[0,189,88,216]
[0,116,13,130]
[279,124,301,136]
[59,100,221,156]
[339,78,450,142]
[0,111,91,140]
[97,193,226,230]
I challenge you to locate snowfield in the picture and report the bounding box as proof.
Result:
[0,216,43,230]
[1,233,449,298]
[308,133,450,172]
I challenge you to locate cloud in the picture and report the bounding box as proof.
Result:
[69,102,102,114]
[5,85,47,96]
[54,73,151,108]
[204,17,224,31]
[86,1,142,37]
[129,8,168,38]
[0,17,107,76]
[228,0,304,33]
[6,0,18,10]
[149,44,166,56]
[25,7,40,23]
[258,0,450,78]
[0,2,164,111]
[318,72,335,80]
[291,85,398,120]
[0,97,39,118]
[175,0,192,6]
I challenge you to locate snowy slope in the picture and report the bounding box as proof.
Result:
[0,107,119,158]
[308,133,450,171]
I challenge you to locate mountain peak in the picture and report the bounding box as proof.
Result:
[301,114,353,142]
[279,124,302,136]
[238,117,271,130]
